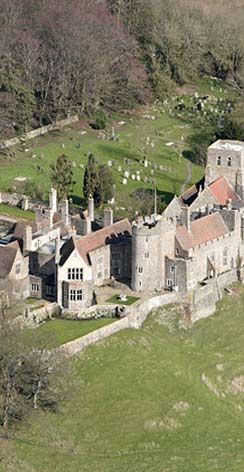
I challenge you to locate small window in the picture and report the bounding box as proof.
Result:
[227,157,232,167]
[15,263,21,275]
[69,289,76,301]
[167,279,173,287]
[175,248,179,256]
[217,156,221,166]
[77,289,83,301]
[138,267,143,273]
[144,252,149,259]
[31,283,39,292]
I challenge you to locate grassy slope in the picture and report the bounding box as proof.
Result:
[5,286,244,472]
[21,318,115,350]
[0,78,238,212]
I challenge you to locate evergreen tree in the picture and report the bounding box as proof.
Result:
[83,154,115,206]
[83,153,100,205]
[50,154,75,201]
[98,165,115,203]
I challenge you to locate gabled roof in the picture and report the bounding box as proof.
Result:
[208,176,239,205]
[176,212,229,250]
[0,241,20,277]
[60,218,132,266]
[178,177,205,206]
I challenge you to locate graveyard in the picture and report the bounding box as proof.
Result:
[0,78,239,213]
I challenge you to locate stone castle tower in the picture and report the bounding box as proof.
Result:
[131,215,176,292]
[205,140,244,199]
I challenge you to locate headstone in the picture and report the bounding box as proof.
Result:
[124,170,130,178]
[108,160,112,167]
[118,165,122,172]
[136,175,140,181]
[144,177,148,183]
[122,179,127,185]
[144,159,148,168]
[131,174,135,180]
[72,161,76,167]
[151,169,154,175]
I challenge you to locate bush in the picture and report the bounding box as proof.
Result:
[90,111,107,130]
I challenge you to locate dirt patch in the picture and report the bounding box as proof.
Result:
[144,416,181,431]
[229,376,244,395]
[216,364,224,371]
[173,401,190,413]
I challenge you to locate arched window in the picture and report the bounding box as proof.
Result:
[227,156,232,167]
[217,156,221,166]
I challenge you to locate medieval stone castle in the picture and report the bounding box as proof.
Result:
[1,139,244,311]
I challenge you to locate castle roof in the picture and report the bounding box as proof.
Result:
[178,177,205,206]
[208,176,239,205]
[60,218,131,266]
[176,212,229,250]
[0,241,20,277]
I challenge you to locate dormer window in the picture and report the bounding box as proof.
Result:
[227,156,232,167]
[217,156,221,166]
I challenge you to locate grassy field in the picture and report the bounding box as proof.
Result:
[3,285,244,471]
[0,78,238,215]
[21,318,115,350]
[0,203,35,220]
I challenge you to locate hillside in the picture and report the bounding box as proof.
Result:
[2,286,244,471]
[0,78,239,215]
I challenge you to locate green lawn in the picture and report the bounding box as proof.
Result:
[21,318,115,350]
[0,77,238,212]
[0,203,35,220]
[4,286,244,471]
[106,294,140,305]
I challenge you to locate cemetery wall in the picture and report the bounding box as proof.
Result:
[0,115,79,150]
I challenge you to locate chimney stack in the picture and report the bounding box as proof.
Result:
[226,198,232,211]
[88,195,94,222]
[55,236,60,264]
[24,225,32,252]
[49,187,57,213]
[61,199,69,226]
[104,208,113,227]
[182,206,191,231]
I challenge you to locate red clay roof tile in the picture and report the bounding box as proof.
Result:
[176,212,229,250]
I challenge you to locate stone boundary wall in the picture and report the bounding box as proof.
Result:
[15,302,61,328]
[59,292,179,357]
[61,304,120,320]
[0,115,79,150]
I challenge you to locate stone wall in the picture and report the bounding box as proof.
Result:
[59,292,180,357]
[0,116,79,150]
[15,302,61,328]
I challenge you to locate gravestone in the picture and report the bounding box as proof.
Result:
[108,160,112,167]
